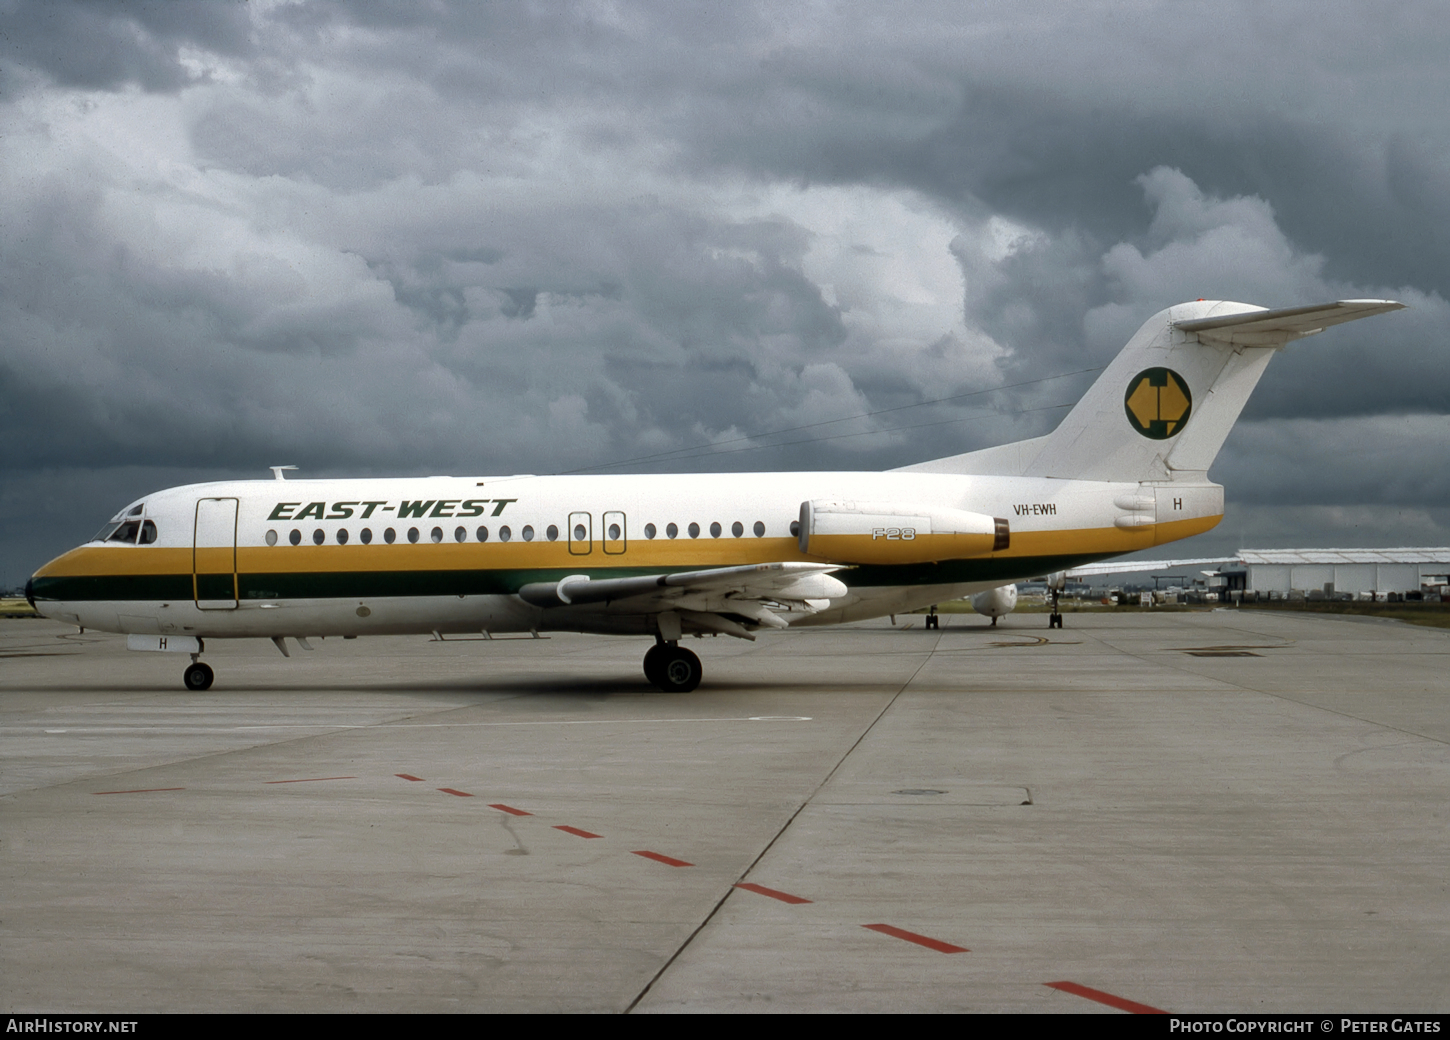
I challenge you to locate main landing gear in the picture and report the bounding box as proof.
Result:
[643,640,702,692]
[183,659,214,691]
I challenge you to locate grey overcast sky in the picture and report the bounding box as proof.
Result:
[3,1,1447,586]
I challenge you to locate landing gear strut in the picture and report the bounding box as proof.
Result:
[925,605,940,630]
[183,660,214,691]
[1048,587,1063,629]
[643,640,702,692]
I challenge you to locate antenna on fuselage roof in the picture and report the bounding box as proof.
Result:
[269,465,298,481]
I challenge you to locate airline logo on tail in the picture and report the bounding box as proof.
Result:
[1124,368,1192,439]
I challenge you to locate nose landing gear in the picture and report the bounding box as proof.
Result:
[643,640,702,692]
[183,658,214,691]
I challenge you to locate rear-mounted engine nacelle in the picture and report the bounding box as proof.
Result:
[797,500,1009,565]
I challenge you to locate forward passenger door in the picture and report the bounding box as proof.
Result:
[193,498,239,610]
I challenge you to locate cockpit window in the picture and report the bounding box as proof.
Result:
[107,521,143,543]
[98,519,159,545]
[95,501,148,541]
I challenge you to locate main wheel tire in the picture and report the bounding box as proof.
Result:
[643,644,669,687]
[656,646,702,693]
[183,662,215,691]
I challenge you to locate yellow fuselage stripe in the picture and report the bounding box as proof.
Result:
[35,515,1221,579]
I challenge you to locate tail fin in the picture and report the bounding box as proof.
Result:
[903,299,1403,481]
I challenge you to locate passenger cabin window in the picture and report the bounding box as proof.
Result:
[645,523,657,539]
[384,528,397,544]
[688,522,700,538]
[753,521,766,537]
[547,525,559,541]
[290,529,302,546]
[266,529,278,546]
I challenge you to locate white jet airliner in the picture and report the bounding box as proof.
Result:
[27,299,1402,692]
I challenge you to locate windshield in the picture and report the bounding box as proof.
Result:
[93,519,158,545]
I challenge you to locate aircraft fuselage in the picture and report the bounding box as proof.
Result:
[30,469,1221,640]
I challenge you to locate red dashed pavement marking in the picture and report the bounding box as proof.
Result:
[632,850,693,867]
[86,769,1171,1011]
[735,882,812,904]
[862,923,968,953]
[554,825,602,838]
[1044,981,1167,1014]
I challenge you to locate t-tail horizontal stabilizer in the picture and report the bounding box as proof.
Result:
[1173,299,1404,344]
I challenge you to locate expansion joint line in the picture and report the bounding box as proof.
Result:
[624,630,942,1012]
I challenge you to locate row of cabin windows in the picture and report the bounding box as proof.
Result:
[644,521,767,539]
[266,525,537,546]
[262,519,772,547]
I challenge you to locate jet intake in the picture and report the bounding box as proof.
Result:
[798,500,1007,565]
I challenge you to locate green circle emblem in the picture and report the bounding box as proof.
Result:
[1124,368,1192,440]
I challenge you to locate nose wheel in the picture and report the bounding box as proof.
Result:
[643,643,702,692]
[183,661,215,691]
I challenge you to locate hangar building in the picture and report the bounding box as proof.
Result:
[1234,548,1450,598]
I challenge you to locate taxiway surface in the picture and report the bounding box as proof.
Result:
[2,610,1446,1013]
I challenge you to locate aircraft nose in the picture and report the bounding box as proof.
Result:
[25,577,35,609]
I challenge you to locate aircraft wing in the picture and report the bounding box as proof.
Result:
[1174,300,1403,344]
[1062,556,1239,578]
[517,562,849,631]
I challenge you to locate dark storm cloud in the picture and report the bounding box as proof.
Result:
[3,1,1449,584]
[0,0,253,93]
[1218,415,1450,508]
[962,167,1450,425]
